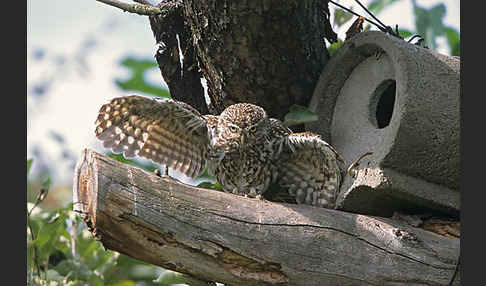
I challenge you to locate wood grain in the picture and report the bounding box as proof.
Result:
[73,149,460,286]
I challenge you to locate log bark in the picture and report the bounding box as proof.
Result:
[73,149,460,286]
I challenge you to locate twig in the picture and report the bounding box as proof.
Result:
[329,0,384,33]
[27,187,48,217]
[352,0,390,33]
[347,151,373,178]
[132,0,153,5]
[96,0,162,16]
[27,218,41,279]
[27,185,50,280]
[329,0,402,38]
[345,16,365,41]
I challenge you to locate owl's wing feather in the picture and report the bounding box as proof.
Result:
[275,132,342,208]
[95,95,210,178]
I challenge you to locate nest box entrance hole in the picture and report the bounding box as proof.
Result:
[370,79,396,129]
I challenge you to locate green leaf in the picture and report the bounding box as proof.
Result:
[367,0,400,16]
[333,9,354,27]
[27,238,35,271]
[27,203,49,236]
[153,270,188,285]
[443,26,460,56]
[34,212,68,262]
[116,57,170,98]
[27,159,33,176]
[112,281,137,286]
[397,29,414,39]
[107,152,158,172]
[27,198,173,285]
[197,181,223,191]
[328,40,344,57]
[42,177,51,190]
[55,260,93,281]
[195,165,216,180]
[48,249,67,268]
[413,2,446,51]
[45,269,66,282]
[77,239,111,270]
[283,105,318,126]
[125,264,161,280]
[88,271,105,286]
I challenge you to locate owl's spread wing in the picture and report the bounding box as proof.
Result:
[275,132,343,208]
[203,115,219,135]
[95,95,210,178]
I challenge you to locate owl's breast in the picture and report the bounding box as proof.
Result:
[211,144,278,196]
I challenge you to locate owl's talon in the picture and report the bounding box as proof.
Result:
[155,166,176,180]
[164,165,169,177]
[255,194,265,201]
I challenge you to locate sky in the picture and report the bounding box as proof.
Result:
[27,0,460,202]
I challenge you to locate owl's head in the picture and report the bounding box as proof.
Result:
[216,103,270,150]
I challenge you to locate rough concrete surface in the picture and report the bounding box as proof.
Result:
[307,31,460,216]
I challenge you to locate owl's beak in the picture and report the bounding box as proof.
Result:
[240,130,247,145]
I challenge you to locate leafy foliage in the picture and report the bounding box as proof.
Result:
[197,181,224,192]
[367,0,400,15]
[409,1,460,56]
[331,0,460,56]
[333,8,354,27]
[328,40,344,56]
[283,104,318,127]
[443,26,460,57]
[412,2,446,51]
[397,29,413,39]
[28,159,34,175]
[107,152,159,173]
[115,58,170,98]
[26,201,174,285]
[27,158,195,286]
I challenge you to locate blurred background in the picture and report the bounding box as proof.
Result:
[27,0,460,284]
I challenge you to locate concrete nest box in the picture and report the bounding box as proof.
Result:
[307,31,460,217]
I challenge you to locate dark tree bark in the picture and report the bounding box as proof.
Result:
[149,0,337,121]
[149,0,209,115]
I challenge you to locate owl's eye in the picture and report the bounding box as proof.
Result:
[228,125,238,133]
[249,126,257,133]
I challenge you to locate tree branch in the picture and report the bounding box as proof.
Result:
[96,0,162,15]
[73,149,460,286]
[132,0,153,6]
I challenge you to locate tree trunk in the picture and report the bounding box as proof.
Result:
[73,149,460,286]
[149,0,336,122]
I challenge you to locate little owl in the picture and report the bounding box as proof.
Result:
[95,95,343,208]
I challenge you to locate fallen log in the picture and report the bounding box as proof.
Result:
[73,148,460,286]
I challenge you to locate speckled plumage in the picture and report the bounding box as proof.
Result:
[95,95,343,208]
